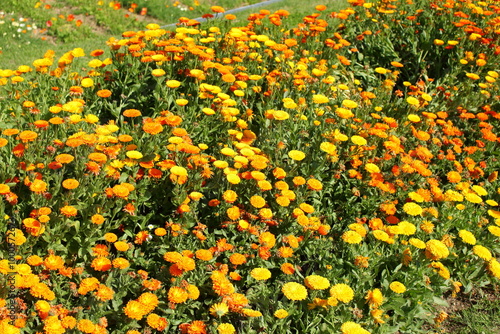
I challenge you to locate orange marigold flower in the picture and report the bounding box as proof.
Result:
[124,300,147,320]
[62,178,79,190]
[19,130,38,142]
[44,254,64,270]
[97,89,112,98]
[91,257,112,271]
[60,205,77,217]
[168,286,189,304]
[30,179,47,194]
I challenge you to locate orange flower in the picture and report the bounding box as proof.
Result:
[168,286,189,304]
[97,89,112,98]
[55,154,74,164]
[143,121,164,135]
[211,6,225,13]
[30,179,47,194]
[123,109,141,117]
[19,130,38,142]
[91,257,112,271]
[62,179,79,190]
[60,205,77,217]
[91,214,105,225]
[44,254,64,270]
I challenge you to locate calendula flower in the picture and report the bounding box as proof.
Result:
[473,245,492,261]
[217,323,236,334]
[282,282,308,301]
[274,309,289,319]
[351,135,367,145]
[341,322,370,334]
[288,150,305,161]
[304,275,330,290]
[425,239,449,260]
[403,202,423,216]
[458,230,476,245]
[250,268,272,280]
[389,281,406,293]
[342,230,363,244]
[366,288,384,308]
[210,302,229,317]
[330,284,354,303]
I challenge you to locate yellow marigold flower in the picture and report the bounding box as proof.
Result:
[409,238,426,249]
[288,150,305,161]
[312,94,329,104]
[250,268,272,280]
[366,288,384,308]
[487,259,500,279]
[210,302,229,317]
[458,230,476,245]
[176,99,189,106]
[126,150,143,159]
[406,96,420,106]
[351,135,367,146]
[342,99,358,108]
[273,109,290,120]
[342,230,363,244]
[274,309,289,319]
[466,73,480,80]
[282,282,308,301]
[330,284,354,303]
[241,308,262,317]
[335,107,354,119]
[151,69,165,77]
[408,114,420,122]
[170,166,188,176]
[488,225,500,237]
[389,281,406,293]
[365,163,380,173]
[166,80,181,88]
[403,202,423,216]
[473,245,492,261]
[304,275,330,290]
[464,192,482,203]
[398,221,416,235]
[425,239,449,260]
[217,323,236,334]
[341,322,370,334]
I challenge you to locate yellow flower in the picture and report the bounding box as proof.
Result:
[330,284,354,303]
[282,282,308,301]
[304,275,330,290]
[341,322,370,334]
[365,163,380,173]
[342,230,363,244]
[403,202,423,216]
[406,96,420,106]
[366,288,384,308]
[351,135,367,146]
[407,114,420,122]
[250,268,272,281]
[151,69,165,77]
[274,309,289,319]
[126,151,143,159]
[273,110,290,120]
[473,245,492,261]
[166,80,181,88]
[342,99,358,108]
[217,323,236,334]
[425,239,449,260]
[288,150,305,161]
[312,94,329,104]
[389,281,406,293]
[176,99,189,106]
[210,302,229,317]
[170,166,188,176]
[458,230,476,245]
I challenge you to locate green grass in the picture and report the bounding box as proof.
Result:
[442,286,500,334]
